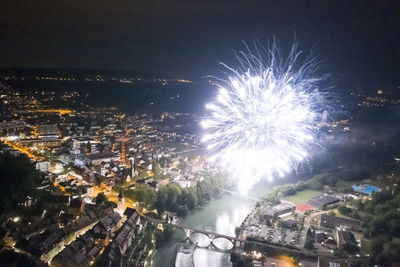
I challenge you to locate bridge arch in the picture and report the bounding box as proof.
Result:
[191,230,211,238]
[189,232,211,248]
[212,237,234,251]
[142,216,243,251]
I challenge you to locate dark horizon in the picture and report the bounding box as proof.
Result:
[1,1,399,89]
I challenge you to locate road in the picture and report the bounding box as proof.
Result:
[299,210,327,249]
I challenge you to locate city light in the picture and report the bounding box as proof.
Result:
[202,41,329,193]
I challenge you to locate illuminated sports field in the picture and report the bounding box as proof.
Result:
[283,189,321,204]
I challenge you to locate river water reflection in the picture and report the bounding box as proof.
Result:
[152,171,312,266]
[152,192,254,267]
[152,179,281,267]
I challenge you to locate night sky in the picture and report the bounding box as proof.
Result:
[1,0,399,89]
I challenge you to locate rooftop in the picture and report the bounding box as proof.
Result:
[308,194,340,206]
[320,214,360,230]
[37,124,58,138]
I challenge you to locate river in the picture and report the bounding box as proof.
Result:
[152,180,279,267]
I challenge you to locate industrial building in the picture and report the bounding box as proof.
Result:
[307,194,341,210]
[259,203,295,222]
[37,125,59,139]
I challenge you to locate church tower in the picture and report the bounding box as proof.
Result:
[117,190,125,215]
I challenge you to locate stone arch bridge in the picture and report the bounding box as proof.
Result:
[143,216,244,251]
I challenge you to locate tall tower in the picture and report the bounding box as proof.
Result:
[117,190,125,215]
[130,157,137,177]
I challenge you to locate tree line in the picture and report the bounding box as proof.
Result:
[0,152,43,213]
[355,186,400,265]
[125,172,227,216]
[261,167,371,204]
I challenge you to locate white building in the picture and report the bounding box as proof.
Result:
[36,161,51,172]
[55,174,68,183]
[117,190,125,215]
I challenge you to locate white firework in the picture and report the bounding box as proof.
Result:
[201,41,328,193]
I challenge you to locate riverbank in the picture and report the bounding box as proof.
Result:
[152,178,316,267]
[152,191,256,267]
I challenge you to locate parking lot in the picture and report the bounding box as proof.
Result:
[241,224,304,246]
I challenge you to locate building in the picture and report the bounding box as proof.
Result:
[71,166,95,183]
[117,190,125,215]
[101,208,142,266]
[87,152,119,165]
[316,232,327,243]
[36,161,50,172]
[39,228,67,263]
[325,238,338,249]
[337,230,357,247]
[320,214,360,231]
[19,138,61,148]
[51,231,102,267]
[307,194,341,210]
[282,219,298,230]
[176,179,191,188]
[318,256,351,267]
[259,203,295,222]
[93,212,122,241]
[55,174,68,183]
[37,125,59,139]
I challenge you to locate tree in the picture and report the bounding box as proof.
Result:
[356,199,364,210]
[307,227,312,237]
[95,174,104,186]
[154,225,175,248]
[176,205,189,217]
[235,227,241,236]
[374,204,389,215]
[96,143,105,153]
[338,205,352,215]
[230,252,245,267]
[370,238,384,256]
[156,188,168,213]
[152,162,161,180]
[327,210,335,216]
[86,141,91,153]
[155,183,182,213]
[0,153,42,213]
[304,238,314,249]
[304,227,315,249]
[95,192,108,205]
[129,185,157,209]
[342,242,359,253]
[353,211,361,219]
[181,188,197,210]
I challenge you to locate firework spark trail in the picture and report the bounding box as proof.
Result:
[201,41,329,194]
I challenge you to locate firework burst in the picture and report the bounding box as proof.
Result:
[201,41,329,193]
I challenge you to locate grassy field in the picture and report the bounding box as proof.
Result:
[283,189,321,204]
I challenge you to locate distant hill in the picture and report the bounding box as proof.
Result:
[0,67,212,114]
[0,67,170,80]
